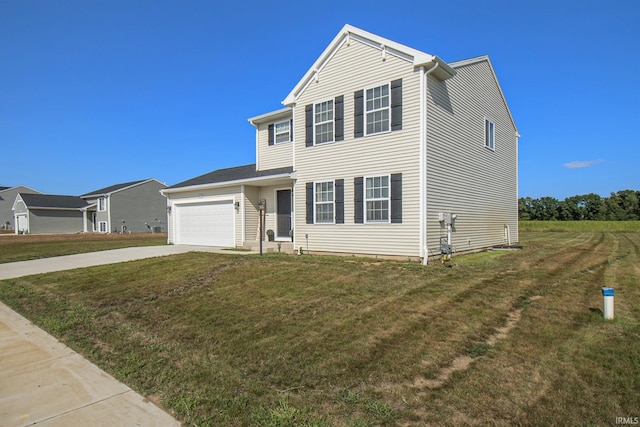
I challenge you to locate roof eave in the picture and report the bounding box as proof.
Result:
[162,172,294,195]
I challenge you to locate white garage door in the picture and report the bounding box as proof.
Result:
[175,201,235,247]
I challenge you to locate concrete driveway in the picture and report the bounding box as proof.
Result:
[0,244,254,426]
[0,244,255,280]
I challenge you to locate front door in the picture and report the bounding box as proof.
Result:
[276,189,292,239]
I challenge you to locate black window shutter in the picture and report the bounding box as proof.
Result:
[305,104,314,147]
[335,179,344,224]
[306,182,314,224]
[354,177,364,223]
[354,90,364,138]
[391,79,402,131]
[391,173,402,223]
[290,119,293,141]
[335,95,344,141]
[268,124,274,146]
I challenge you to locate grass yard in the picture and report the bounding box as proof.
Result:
[0,233,167,263]
[519,220,640,232]
[1,231,639,425]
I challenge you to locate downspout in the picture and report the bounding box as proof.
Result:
[421,61,440,265]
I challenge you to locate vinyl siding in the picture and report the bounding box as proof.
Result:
[109,181,167,233]
[243,186,260,240]
[293,37,422,257]
[426,59,518,255]
[28,210,84,234]
[256,121,294,171]
[0,187,40,229]
[167,185,243,246]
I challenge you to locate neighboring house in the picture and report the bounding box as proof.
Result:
[0,186,42,230]
[162,25,519,263]
[80,179,168,233]
[12,194,88,234]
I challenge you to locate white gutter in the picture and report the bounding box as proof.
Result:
[421,61,440,265]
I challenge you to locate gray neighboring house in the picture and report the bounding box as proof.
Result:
[80,179,168,233]
[12,194,88,234]
[0,185,42,230]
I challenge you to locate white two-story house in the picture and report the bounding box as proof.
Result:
[162,24,519,263]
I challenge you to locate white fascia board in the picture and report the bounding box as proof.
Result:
[11,194,24,211]
[161,173,294,196]
[248,107,292,126]
[29,206,84,211]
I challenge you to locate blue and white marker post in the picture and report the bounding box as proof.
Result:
[601,287,614,320]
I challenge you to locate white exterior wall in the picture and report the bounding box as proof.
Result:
[293,38,422,257]
[166,185,243,246]
[426,59,518,255]
[256,121,294,171]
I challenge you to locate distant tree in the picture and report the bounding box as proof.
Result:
[519,190,637,221]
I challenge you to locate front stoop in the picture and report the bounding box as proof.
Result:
[243,240,294,254]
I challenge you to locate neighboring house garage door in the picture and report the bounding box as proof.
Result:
[175,201,235,247]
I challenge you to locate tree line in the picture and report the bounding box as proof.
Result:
[519,190,640,221]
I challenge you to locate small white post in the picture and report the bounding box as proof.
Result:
[602,287,614,320]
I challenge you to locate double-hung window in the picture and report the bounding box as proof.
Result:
[365,84,390,135]
[98,221,108,233]
[314,181,334,223]
[484,118,495,150]
[365,175,390,222]
[274,120,290,144]
[98,197,106,212]
[314,100,334,144]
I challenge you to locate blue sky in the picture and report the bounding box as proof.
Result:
[1,0,638,199]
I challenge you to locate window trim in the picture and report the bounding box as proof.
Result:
[313,180,335,224]
[97,197,107,212]
[484,118,495,151]
[364,174,391,224]
[274,119,291,144]
[364,82,391,136]
[98,221,108,233]
[313,98,335,145]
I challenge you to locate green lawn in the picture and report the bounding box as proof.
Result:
[0,233,167,263]
[1,231,639,425]
[519,220,640,232]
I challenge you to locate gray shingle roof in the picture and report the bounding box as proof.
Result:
[20,194,89,209]
[168,164,293,189]
[81,179,147,197]
[0,186,9,192]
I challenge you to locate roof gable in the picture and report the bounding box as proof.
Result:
[449,55,519,136]
[283,24,455,106]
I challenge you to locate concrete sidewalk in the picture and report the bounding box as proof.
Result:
[0,301,180,426]
[0,244,256,426]
[0,244,255,280]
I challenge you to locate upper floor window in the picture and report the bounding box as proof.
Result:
[275,120,291,144]
[485,118,495,150]
[314,181,334,223]
[98,197,107,212]
[314,100,334,144]
[365,84,390,135]
[365,175,390,222]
